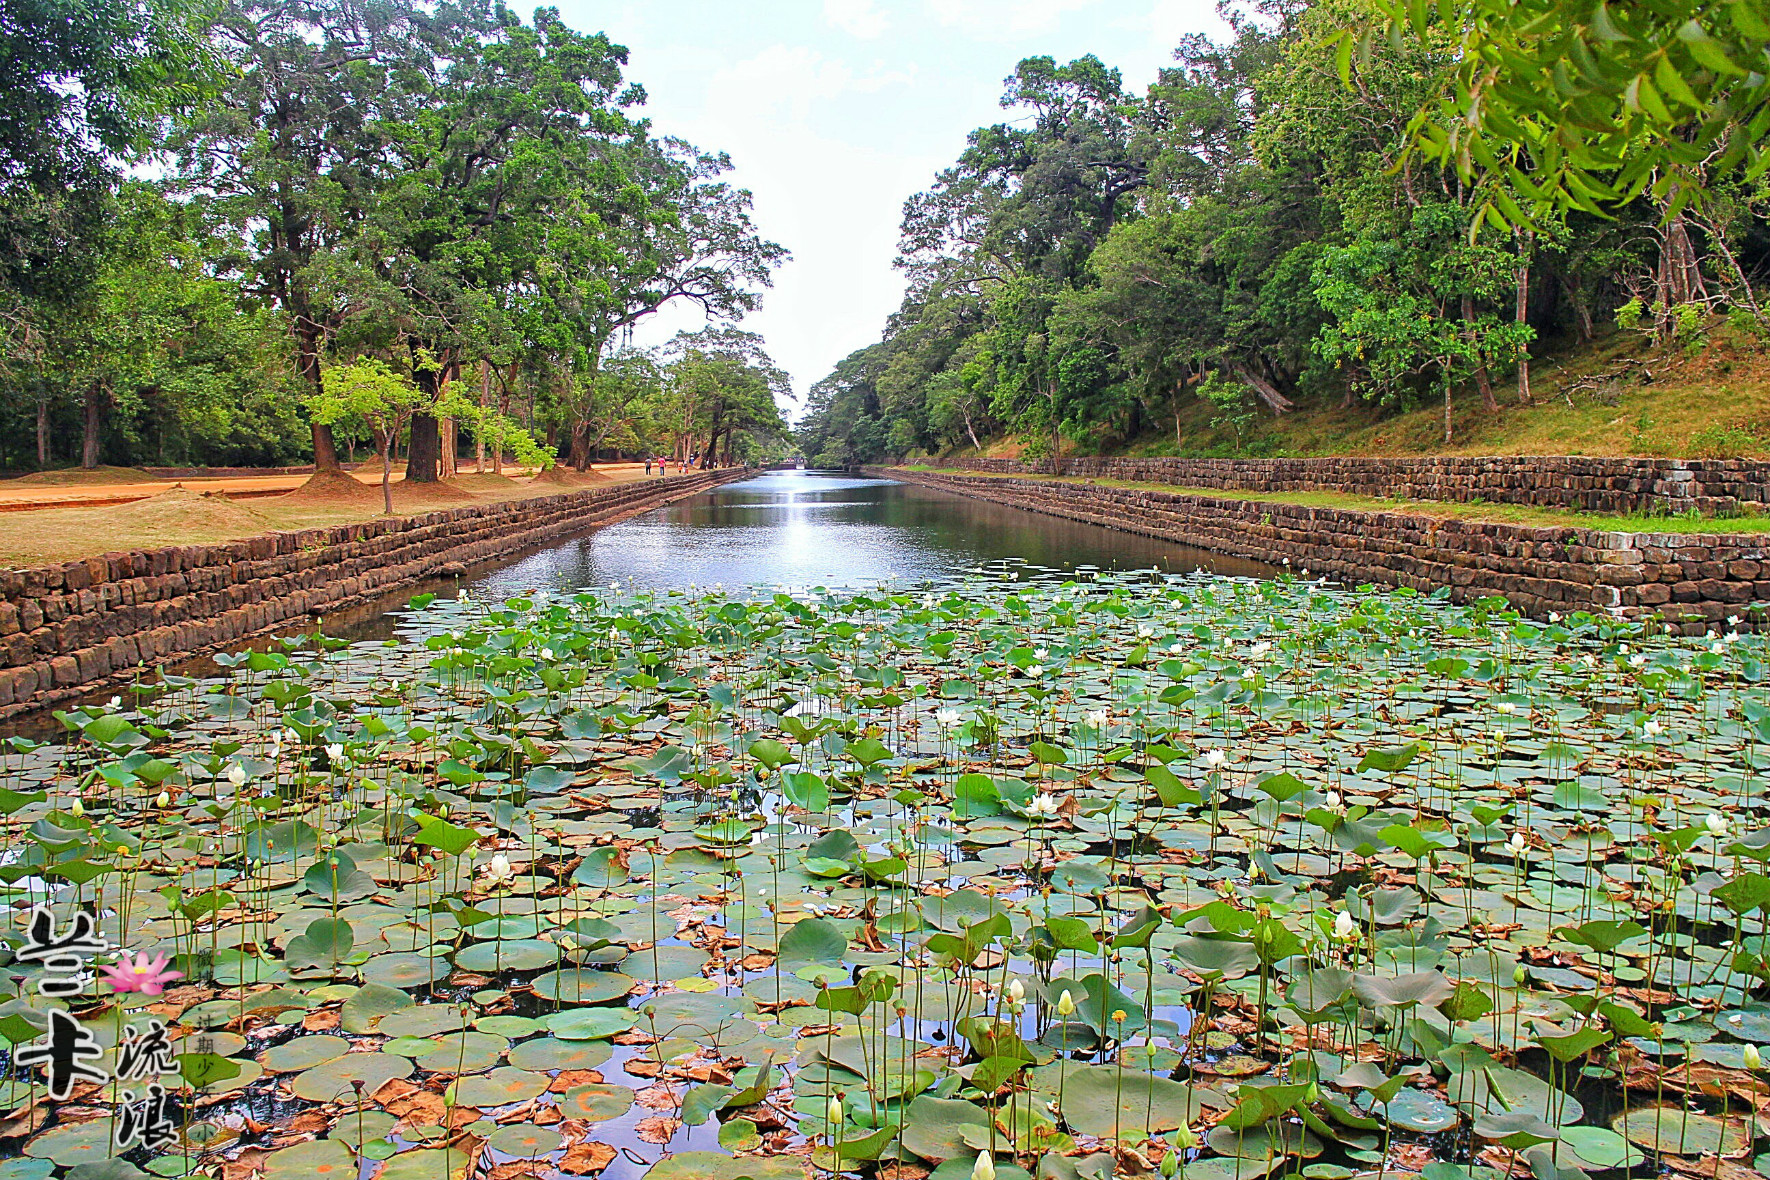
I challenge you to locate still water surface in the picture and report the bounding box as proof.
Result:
[472,470,1269,596]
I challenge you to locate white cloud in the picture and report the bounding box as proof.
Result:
[1146,0,1222,48]
[706,45,914,124]
[823,0,889,39]
[922,0,1093,37]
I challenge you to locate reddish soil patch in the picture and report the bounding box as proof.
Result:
[281,470,384,507]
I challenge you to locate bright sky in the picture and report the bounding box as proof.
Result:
[554,0,1230,412]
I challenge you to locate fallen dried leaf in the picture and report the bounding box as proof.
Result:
[557,1140,617,1174]
[634,1115,682,1144]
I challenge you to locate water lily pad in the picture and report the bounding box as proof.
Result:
[1612,1105,1749,1155]
[362,953,448,989]
[378,1006,469,1038]
[451,1066,549,1107]
[527,969,636,1004]
[1057,1067,1201,1137]
[558,1082,635,1121]
[642,1151,808,1179]
[24,1122,113,1166]
[291,1051,413,1102]
[1359,1087,1459,1133]
[370,1148,471,1180]
[262,1034,351,1072]
[263,1140,353,1179]
[542,1008,637,1040]
[508,1036,612,1072]
[411,1030,507,1074]
[452,938,561,973]
[485,1124,565,1158]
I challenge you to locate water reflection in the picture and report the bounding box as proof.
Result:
[473,470,1271,595]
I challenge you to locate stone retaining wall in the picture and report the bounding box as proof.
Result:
[934,455,1770,515]
[0,469,743,717]
[871,467,1770,632]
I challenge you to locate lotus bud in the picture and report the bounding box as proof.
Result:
[1507,831,1527,857]
[1006,979,1024,1005]
[155,791,170,809]
[1513,965,1528,986]
[972,1152,996,1180]
[1161,1148,1181,1178]
[828,1094,843,1125]
[1055,989,1076,1016]
[69,798,84,818]
[1174,1123,1199,1150]
[1745,1044,1762,1070]
[1333,910,1358,943]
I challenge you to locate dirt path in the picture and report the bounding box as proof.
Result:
[0,463,664,512]
[0,462,682,567]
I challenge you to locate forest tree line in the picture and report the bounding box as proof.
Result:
[0,0,790,475]
[797,0,1770,466]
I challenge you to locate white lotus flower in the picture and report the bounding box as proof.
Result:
[1249,641,1272,658]
[936,708,961,727]
[1201,749,1227,768]
[1167,642,1186,654]
[1136,625,1154,639]
[326,743,345,761]
[226,763,247,787]
[458,589,471,603]
[1629,654,1647,668]
[483,853,516,885]
[1333,911,1359,943]
[1706,812,1730,838]
[1548,612,1561,622]
[1643,719,1663,736]
[1025,664,1044,677]
[1507,832,1527,857]
[1027,793,1059,818]
[1085,708,1109,728]
[540,647,555,661]
[1495,701,1515,715]
[107,696,121,709]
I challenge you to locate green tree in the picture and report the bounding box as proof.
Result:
[307,356,457,515]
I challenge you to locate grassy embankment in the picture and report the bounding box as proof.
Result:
[947,327,1770,463]
[901,466,1770,534]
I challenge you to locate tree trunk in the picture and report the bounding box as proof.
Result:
[439,416,457,479]
[1443,375,1454,445]
[378,432,394,516]
[294,319,343,472]
[81,381,103,469]
[476,361,489,473]
[36,392,50,467]
[568,420,592,471]
[407,415,441,482]
[963,406,981,451]
[1462,296,1497,412]
[1231,363,1295,413]
[1655,203,1709,337]
[1515,233,1533,404]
